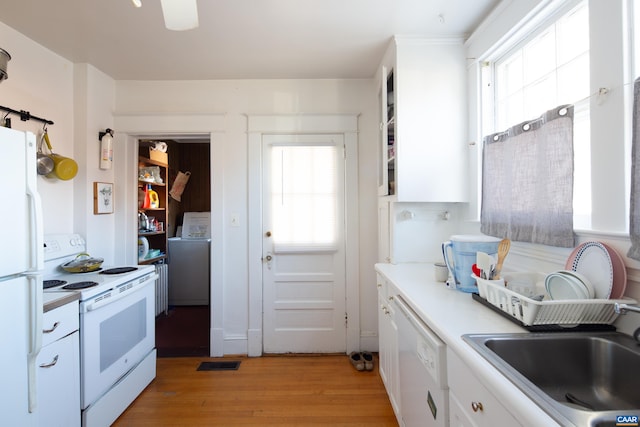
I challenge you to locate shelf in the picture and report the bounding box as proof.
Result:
[138,231,165,236]
[138,180,166,187]
[138,254,167,265]
[138,156,168,168]
[138,149,169,267]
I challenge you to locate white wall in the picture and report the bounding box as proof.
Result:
[0,21,76,235]
[114,79,380,353]
[0,22,123,265]
[73,64,117,263]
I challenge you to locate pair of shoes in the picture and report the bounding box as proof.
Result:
[361,351,374,371]
[349,351,374,371]
[349,351,365,371]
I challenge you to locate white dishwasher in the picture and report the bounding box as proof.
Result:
[393,295,448,427]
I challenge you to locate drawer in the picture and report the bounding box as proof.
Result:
[448,349,521,426]
[37,331,80,427]
[42,300,79,347]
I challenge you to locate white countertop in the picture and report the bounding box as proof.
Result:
[375,262,561,427]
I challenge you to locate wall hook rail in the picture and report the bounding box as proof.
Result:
[0,104,54,125]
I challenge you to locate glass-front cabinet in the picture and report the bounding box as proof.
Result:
[379,68,396,196]
[377,36,468,202]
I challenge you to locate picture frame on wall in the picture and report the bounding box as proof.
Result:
[93,182,114,214]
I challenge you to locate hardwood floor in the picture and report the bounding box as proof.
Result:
[113,354,398,426]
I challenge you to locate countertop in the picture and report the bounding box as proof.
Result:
[375,262,560,427]
[44,291,79,312]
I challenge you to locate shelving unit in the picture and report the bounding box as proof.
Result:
[385,71,396,196]
[137,155,168,265]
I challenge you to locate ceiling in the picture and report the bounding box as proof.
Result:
[0,0,499,80]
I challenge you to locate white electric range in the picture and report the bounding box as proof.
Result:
[43,234,158,427]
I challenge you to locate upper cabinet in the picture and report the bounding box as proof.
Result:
[377,36,468,202]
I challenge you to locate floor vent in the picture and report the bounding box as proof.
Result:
[197,361,241,371]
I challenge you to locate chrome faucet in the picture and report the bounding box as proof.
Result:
[614,303,640,343]
[614,303,640,315]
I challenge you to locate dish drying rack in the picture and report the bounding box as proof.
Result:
[473,273,637,329]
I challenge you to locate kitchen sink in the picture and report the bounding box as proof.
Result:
[463,332,640,427]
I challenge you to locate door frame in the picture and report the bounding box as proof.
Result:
[247,114,360,357]
[113,113,226,357]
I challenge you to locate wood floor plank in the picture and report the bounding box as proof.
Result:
[113,354,398,426]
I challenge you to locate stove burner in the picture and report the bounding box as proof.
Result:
[44,279,67,289]
[101,267,138,275]
[62,281,99,290]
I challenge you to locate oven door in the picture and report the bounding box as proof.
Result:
[80,277,155,409]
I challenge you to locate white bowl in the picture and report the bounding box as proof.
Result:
[558,270,595,298]
[544,270,593,300]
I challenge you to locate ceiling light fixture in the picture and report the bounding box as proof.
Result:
[131,0,142,7]
[160,0,199,31]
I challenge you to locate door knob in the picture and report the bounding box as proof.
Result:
[265,231,272,237]
[265,254,272,261]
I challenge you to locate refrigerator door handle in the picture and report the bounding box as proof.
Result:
[26,273,43,412]
[25,133,44,271]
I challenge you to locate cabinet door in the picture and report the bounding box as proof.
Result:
[378,64,396,196]
[449,392,476,427]
[448,350,522,426]
[37,331,80,427]
[377,280,400,420]
[388,37,468,202]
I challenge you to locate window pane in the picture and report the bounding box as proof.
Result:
[271,145,337,247]
[523,28,556,85]
[557,4,589,65]
[557,52,590,104]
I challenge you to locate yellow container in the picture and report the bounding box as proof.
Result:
[148,187,159,208]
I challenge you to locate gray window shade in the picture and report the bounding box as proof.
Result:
[481,105,575,248]
[628,78,640,260]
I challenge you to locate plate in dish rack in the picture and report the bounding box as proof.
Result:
[566,242,613,299]
[600,243,627,299]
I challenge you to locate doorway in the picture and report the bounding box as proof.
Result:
[138,138,212,357]
[261,134,347,353]
[247,114,361,357]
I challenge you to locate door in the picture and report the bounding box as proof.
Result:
[262,134,347,353]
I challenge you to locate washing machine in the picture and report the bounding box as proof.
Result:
[168,212,211,306]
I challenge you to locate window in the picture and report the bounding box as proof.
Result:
[270,145,338,248]
[484,1,591,229]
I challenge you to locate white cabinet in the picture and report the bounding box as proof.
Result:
[447,349,521,427]
[377,275,401,421]
[377,36,467,202]
[38,301,80,427]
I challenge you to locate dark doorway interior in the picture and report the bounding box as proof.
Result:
[156,305,210,357]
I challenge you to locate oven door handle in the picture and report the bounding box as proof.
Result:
[85,274,158,312]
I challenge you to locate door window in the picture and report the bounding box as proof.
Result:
[270,145,338,251]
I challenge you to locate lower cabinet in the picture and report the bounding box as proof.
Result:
[38,301,80,427]
[447,349,521,427]
[377,275,401,421]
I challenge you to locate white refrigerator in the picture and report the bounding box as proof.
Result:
[0,126,44,426]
